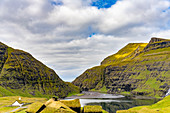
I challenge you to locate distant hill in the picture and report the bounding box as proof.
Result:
[0,42,79,98]
[73,37,170,97]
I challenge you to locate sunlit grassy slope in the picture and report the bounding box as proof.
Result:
[101,43,147,66]
[117,95,170,113]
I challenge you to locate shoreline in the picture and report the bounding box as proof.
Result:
[66,91,160,100]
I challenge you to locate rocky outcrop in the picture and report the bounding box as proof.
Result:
[143,37,170,52]
[73,37,170,97]
[0,42,80,98]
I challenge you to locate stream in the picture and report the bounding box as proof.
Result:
[66,91,159,113]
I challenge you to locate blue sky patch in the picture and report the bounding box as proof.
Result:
[91,0,118,9]
[162,7,170,12]
[89,33,96,37]
[51,1,63,6]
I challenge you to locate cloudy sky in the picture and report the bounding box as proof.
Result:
[0,0,170,81]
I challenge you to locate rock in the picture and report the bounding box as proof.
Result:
[165,88,170,97]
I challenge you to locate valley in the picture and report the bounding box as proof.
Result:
[0,37,169,113]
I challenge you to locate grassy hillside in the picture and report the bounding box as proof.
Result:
[73,37,170,97]
[0,42,80,98]
[73,66,106,91]
[101,43,147,66]
[117,95,170,113]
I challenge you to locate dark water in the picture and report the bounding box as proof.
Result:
[82,97,159,113]
[66,91,159,113]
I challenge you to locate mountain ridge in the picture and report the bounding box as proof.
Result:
[0,41,80,98]
[73,37,170,97]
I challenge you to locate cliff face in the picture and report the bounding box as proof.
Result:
[0,42,79,98]
[73,38,170,97]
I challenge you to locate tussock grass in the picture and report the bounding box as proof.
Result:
[26,102,44,112]
[84,105,103,113]
[27,99,77,113]
[42,107,76,113]
[60,99,81,108]
[43,101,76,113]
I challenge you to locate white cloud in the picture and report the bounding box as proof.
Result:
[151,30,170,38]
[97,0,170,34]
[0,0,169,81]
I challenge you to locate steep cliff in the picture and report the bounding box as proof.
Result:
[73,37,170,97]
[0,42,79,98]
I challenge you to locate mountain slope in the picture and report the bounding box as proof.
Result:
[0,42,79,98]
[73,37,170,97]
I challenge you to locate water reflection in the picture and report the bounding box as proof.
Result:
[66,91,159,113]
[80,99,132,107]
[84,98,159,113]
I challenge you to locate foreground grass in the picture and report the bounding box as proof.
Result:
[117,95,170,113]
[84,105,108,113]
[0,96,107,113]
[0,96,47,113]
[0,106,18,112]
[14,108,27,113]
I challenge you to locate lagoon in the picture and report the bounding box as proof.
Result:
[66,91,159,113]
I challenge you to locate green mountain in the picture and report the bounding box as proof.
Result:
[0,42,79,98]
[72,37,170,97]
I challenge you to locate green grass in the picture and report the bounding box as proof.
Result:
[84,105,108,113]
[90,86,108,93]
[13,108,27,113]
[0,96,107,113]
[99,86,107,93]
[7,47,14,53]
[67,92,82,97]
[0,42,81,99]
[60,99,81,108]
[26,102,44,113]
[101,43,147,66]
[117,95,170,113]
[0,96,47,113]
[27,99,79,113]
[0,106,18,113]
[41,106,76,113]
[6,88,54,98]
[84,105,103,112]
[121,91,131,95]
[0,86,15,97]
[75,93,84,96]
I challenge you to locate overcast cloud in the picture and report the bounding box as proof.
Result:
[0,0,170,81]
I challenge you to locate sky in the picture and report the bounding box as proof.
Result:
[0,0,170,82]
